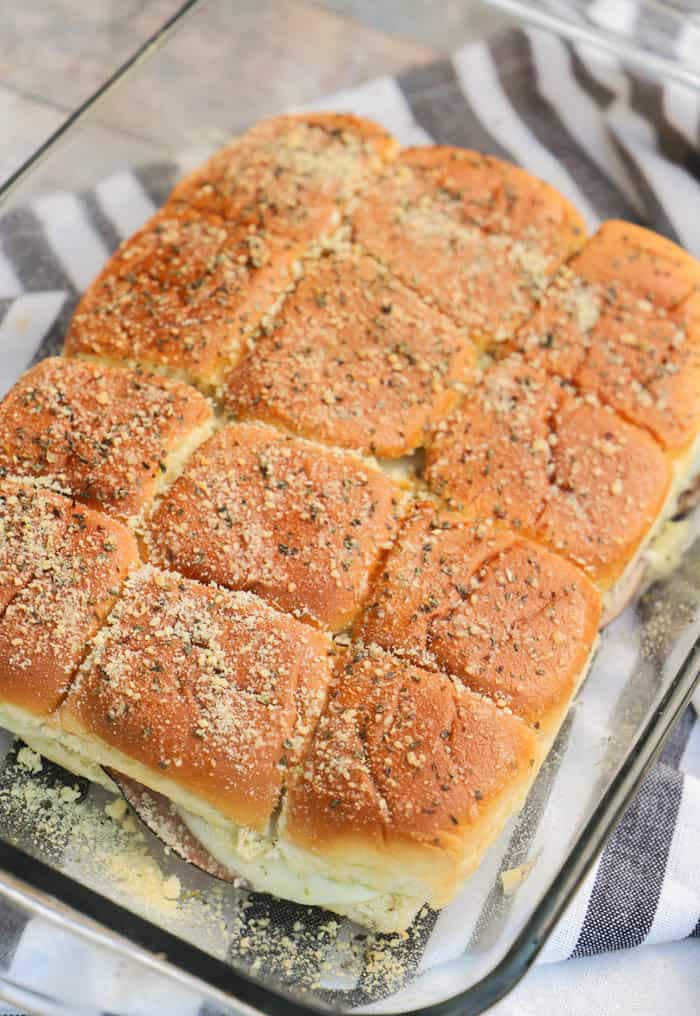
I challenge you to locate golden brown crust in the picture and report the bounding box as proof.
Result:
[0,479,138,716]
[532,396,671,584]
[355,502,601,735]
[64,206,302,389]
[60,566,334,829]
[7,118,700,926]
[286,644,537,900]
[224,246,476,457]
[66,116,397,391]
[576,291,700,455]
[170,113,398,244]
[427,358,560,531]
[145,421,405,629]
[351,146,586,345]
[508,221,700,454]
[426,356,672,589]
[572,220,700,305]
[398,148,586,244]
[0,358,212,520]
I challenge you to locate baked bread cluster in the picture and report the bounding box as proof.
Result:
[0,113,698,932]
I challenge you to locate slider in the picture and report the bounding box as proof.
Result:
[59,566,333,831]
[170,112,398,245]
[65,204,302,391]
[355,501,601,750]
[59,591,536,933]
[426,355,673,619]
[145,420,405,628]
[351,146,586,345]
[66,114,398,391]
[508,220,700,515]
[285,643,538,931]
[0,478,137,785]
[0,357,212,521]
[224,244,476,457]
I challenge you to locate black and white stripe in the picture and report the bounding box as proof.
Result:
[490,30,636,223]
[397,60,510,157]
[0,17,698,1016]
[452,38,600,226]
[571,762,684,956]
[522,28,644,217]
[0,292,67,394]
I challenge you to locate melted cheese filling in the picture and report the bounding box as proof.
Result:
[0,705,116,791]
[602,430,700,620]
[178,808,424,931]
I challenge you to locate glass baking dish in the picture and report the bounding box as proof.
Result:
[0,1,699,1013]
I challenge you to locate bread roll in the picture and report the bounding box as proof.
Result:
[65,115,398,390]
[355,501,601,748]
[351,146,586,345]
[60,566,333,830]
[285,644,538,924]
[426,355,673,593]
[507,220,700,461]
[64,205,306,390]
[224,244,476,457]
[145,420,406,628]
[170,112,398,244]
[137,645,536,933]
[0,357,212,521]
[0,478,137,786]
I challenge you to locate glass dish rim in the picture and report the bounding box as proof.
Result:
[486,0,700,90]
[0,1,699,1012]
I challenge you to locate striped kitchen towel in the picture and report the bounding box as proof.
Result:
[0,23,698,1016]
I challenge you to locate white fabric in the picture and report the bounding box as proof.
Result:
[491,939,700,1016]
[0,292,65,395]
[95,172,156,238]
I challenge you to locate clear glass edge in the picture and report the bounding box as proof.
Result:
[486,0,700,89]
[0,0,699,1012]
[0,0,206,204]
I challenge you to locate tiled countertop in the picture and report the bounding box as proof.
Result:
[0,0,508,187]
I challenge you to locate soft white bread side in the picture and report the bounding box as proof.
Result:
[284,645,538,925]
[0,703,116,790]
